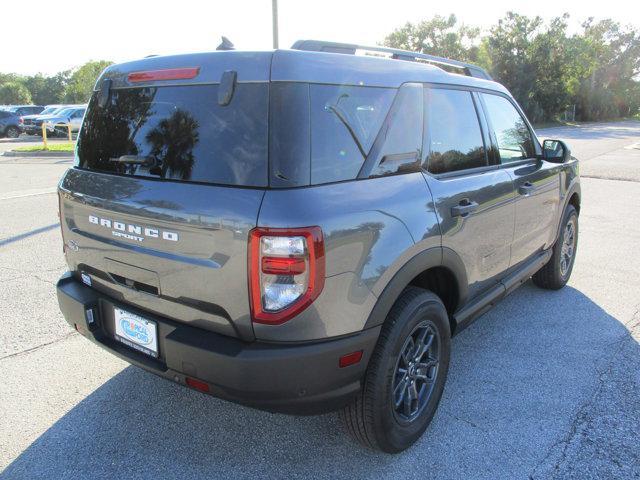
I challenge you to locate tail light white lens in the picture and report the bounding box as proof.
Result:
[249,227,325,325]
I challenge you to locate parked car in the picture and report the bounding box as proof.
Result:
[0,109,22,138]
[36,106,86,136]
[56,42,580,453]
[4,104,44,116]
[21,105,68,135]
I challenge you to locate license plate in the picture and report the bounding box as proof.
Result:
[114,307,158,358]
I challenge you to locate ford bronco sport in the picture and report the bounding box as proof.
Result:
[56,40,580,453]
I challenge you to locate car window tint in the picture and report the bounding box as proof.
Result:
[369,83,423,177]
[310,84,395,184]
[426,89,486,174]
[78,83,269,187]
[482,93,535,163]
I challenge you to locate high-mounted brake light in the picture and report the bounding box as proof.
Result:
[127,67,200,83]
[249,227,325,325]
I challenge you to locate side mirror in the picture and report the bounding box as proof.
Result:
[542,139,571,163]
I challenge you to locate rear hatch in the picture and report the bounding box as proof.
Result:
[59,52,272,341]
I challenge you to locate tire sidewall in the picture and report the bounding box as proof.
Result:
[367,291,451,452]
[6,126,19,138]
[556,205,579,284]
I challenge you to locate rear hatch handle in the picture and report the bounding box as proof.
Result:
[109,155,155,166]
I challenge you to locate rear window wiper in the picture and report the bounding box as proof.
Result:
[109,155,155,166]
[326,98,367,158]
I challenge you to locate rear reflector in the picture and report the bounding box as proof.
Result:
[185,377,210,393]
[339,351,363,368]
[128,67,200,83]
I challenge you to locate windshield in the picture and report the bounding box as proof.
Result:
[77,83,268,187]
[53,108,73,117]
[39,107,58,115]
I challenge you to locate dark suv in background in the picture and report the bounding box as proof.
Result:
[0,110,24,138]
[56,41,580,453]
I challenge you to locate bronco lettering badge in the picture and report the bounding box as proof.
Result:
[88,215,178,243]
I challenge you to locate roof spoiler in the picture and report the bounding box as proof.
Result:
[291,40,492,81]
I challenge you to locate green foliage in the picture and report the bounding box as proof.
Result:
[0,60,111,107]
[384,12,640,122]
[64,60,113,103]
[383,14,481,63]
[24,72,70,105]
[0,81,32,104]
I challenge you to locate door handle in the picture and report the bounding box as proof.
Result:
[451,199,479,217]
[519,182,535,196]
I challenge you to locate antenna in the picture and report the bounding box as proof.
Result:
[216,36,235,51]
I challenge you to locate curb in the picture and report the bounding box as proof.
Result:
[2,150,73,158]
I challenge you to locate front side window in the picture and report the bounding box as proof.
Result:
[310,84,395,184]
[482,93,535,163]
[426,88,487,174]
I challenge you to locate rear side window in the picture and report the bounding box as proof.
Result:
[426,89,486,174]
[482,93,535,163]
[77,83,268,187]
[310,85,395,184]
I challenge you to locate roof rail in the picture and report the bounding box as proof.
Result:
[291,40,492,81]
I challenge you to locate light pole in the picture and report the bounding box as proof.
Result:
[272,0,279,49]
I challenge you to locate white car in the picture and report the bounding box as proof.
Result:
[40,106,87,135]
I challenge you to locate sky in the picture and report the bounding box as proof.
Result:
[2,0,639,75]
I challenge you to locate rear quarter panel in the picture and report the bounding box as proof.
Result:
[255,173,440,341]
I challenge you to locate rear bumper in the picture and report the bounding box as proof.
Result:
[56,272,380,414]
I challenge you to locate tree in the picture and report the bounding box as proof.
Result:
[383,14,481,63]
[64,60,113,103]
[0,82,32,104]
[24,72,69,105]
[383,12,640,122]
[573,19,640,120]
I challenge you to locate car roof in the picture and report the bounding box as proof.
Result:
[271,49,508,94]
[98,49,509,96]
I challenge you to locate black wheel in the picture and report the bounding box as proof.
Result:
[341,287,451,453]
[5,126,20,138]
[533,204,578,290]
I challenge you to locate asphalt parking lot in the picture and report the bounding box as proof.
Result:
[0,121,639,479]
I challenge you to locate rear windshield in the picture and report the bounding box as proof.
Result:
[77,83,268,187]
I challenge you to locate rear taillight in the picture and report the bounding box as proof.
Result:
[18,116,24,124]
[249,227,325,325]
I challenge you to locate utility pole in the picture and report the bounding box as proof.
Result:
[272,0,279,49]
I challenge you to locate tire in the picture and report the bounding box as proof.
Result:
[5,126,20,138]
[341,287,451,453]
[533,204,578,290]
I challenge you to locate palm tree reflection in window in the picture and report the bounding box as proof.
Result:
[145,109,199,181]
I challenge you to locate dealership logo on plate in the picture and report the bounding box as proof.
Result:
[120,317,152,345]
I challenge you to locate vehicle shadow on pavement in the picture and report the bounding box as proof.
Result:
[3,283,638,479]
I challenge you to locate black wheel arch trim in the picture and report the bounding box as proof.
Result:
[363,246,468,330]
[555,181,581,244]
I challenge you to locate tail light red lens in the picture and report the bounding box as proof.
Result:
[18,116,24,124]
[249,227,325,325]
[127,67,200,83]
[261,257,306,275]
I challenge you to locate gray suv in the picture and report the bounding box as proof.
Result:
[56,41,580,453]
